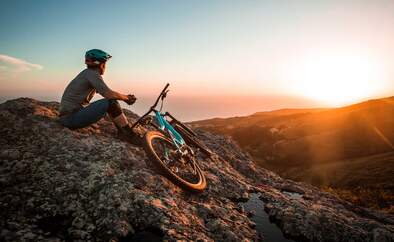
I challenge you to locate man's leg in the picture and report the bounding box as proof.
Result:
[107,99,130,129]
[107,100,141,145]
[60,99,109,129]
[60,99,140,144]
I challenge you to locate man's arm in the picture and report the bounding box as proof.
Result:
[86,70,130,102]
[102,89,129,101]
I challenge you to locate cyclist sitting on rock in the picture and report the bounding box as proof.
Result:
[58,49,140,145]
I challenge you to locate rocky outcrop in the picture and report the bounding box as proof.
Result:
[0,98,393,241]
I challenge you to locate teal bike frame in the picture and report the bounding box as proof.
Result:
[154,110,185,148]
[130,83,187,152]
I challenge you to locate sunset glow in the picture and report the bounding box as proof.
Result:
[1,0,394,120]
[287,52,388,106]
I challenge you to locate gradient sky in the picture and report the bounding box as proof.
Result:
[1,0,393,120]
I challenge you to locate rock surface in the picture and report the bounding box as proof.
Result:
[0,98,393,242]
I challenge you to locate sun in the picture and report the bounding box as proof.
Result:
[288,53,386,106]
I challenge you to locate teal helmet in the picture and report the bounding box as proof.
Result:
[85,49,112,63]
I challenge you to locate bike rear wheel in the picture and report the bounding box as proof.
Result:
[143,131,207,192]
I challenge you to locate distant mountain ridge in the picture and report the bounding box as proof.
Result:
[191,96,394,212]
[252,108,329,116]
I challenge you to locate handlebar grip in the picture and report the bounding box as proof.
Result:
[151,83,171,109]
[163,83,170,92]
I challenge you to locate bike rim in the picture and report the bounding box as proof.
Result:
[150,135,204,186]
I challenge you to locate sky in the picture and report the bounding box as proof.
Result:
[1,0,393,121]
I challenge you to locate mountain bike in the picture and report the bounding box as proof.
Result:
[130,83,214,192]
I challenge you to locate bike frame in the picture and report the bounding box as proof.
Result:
[154,110,185,148]
[130,83,186,151]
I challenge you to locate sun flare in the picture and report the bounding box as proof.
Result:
[289,53,386,106]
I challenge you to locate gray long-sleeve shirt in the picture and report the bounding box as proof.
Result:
[59,68,111,114]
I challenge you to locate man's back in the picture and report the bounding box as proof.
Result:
[59,68,110,114]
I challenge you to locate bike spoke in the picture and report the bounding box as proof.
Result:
[151,137,201,184]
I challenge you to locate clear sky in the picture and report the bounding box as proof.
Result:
[1,0,393,120]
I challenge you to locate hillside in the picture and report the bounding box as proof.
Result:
[1,98,393,241]
[191,96,394,212]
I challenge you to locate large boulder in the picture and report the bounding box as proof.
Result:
[0,98,393,241]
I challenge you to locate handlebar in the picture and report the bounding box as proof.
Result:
[130,83,170,130]
[150,83,170,110]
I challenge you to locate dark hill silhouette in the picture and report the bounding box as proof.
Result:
[191,96,394,213]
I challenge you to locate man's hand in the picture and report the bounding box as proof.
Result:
[125,94,137,105]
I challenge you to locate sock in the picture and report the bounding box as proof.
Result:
[112,113,129,129]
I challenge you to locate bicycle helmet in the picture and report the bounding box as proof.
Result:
[85,49,112,64]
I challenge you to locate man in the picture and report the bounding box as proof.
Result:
[58,49,140,145]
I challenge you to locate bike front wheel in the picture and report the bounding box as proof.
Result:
[143,131,207,192]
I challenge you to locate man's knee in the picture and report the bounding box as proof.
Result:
[107,99,122,117]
